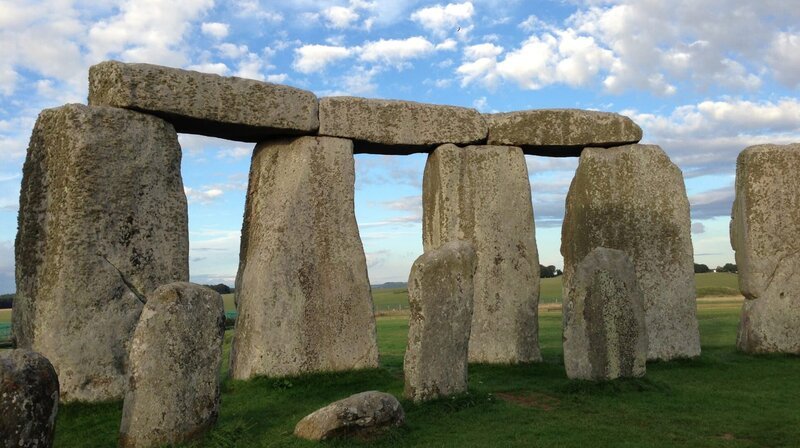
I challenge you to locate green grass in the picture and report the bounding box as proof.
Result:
[50,299,800,447]
[0,308,11,324]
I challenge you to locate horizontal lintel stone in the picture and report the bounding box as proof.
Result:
[485,109,643,157]
[88,60,319,142]
[318,96,487,155]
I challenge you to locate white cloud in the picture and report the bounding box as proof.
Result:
[265,73,288,83]
[436,39,458,51]
[323,5,359,29]
[201,22,229,39]
[187,62,230,76]
[691,222,706,234]
[234,53,266,80]
[216,146,252,160]
[185,186,225,204]
[359,37,436,68]
[768,32,800,88]
[293,44,352,73]
[463,43,503,59]
[217,43,250,59]
[411,2,475,38]
[473,96,488,111]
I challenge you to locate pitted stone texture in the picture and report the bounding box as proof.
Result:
[0,350,59,448]
[562,144,700,361]
[119,282,225,448]
[423,144,541,364]
[731,143,800,354]
[294,391,405,441]
[230,136,379,379]
[563,248,648,380]
[404,241,476,402]
[318,97,487,154]
[88,60,319,142]
[485,109,642,157]
[14,104,189,402]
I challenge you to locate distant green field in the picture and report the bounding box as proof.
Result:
[0,308,11,324]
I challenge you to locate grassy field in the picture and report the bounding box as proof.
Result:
[49,295,800,447]
[0,308,10,324]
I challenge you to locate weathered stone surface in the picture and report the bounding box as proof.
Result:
[562,144,700,361]
[404,241,476,402]
[294,391,404,441]
[14,104,189,402]
[563,247,648,380]
[318,97,487,154]
[230,136,378,379]
[119,282,225,448]
[0,350,59,447]
[423,144,541,363]
[88,60,319,142]
[731,143,800,354]
[485,109,642,157]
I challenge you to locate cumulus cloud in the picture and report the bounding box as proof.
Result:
[293,44,352,73]
[185,186,224,204]
[216,146,252,160]
[359,37,437,68]
[688,186,734,220]
[323,5,360,29]
[201,22,229,39]
[411,2,474,38]
[691,222,706,234]
[187,62,229,75]
[767,32,800,88]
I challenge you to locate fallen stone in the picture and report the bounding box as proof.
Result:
[562,144,700,361]
[230,136,379,379]
[294,391,404,441]
[731,143,800,354]
[88,60,319,142]
[14,104,189,402]
[0,350,59,447]
[119,282,225,448]
[423,144,541,363]
[563,247,648,380]
[485,109,642,157]
[404,240,476,402]
[318,96,487,154]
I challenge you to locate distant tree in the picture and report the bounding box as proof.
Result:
[540,265,558,278]
[715,263,738,273]
[204,284,232,294]
[0,293,13,309]
[556,269,563,277]
[694,263,711,274]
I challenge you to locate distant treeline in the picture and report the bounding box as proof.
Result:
[204,284,233,294]
[540,265,562,278]
[0,293,13,309]
[372,282,407,289]
[695,263,738,274]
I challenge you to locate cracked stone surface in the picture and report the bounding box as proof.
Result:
[731,143,800,354]
[562,144,700,361]
[294,391,404,441]
[89,60,319,142]
[423,144,541,364]
[563,247,648,380]
[14,104,189,402]
[120,282,225,448]
[230,136,379,379]
[404,240,476,402]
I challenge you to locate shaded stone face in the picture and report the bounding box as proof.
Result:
[88,61,319,142]
[423,144,541,364]
[485,109,642,157]
[230,136,379,379]
[0,350,59,447]
[563,247,648,380]
[119,282,225,448]
[294,391,405,441]
[14,104,189,402]
[404,240,476,402]
[562,144,700,361]
[318,96,487,154]
[731,143,800,354]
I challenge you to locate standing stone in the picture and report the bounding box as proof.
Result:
[423,144,541,364]
[563,247,648,380]
[485,109,642,157]
[0,350,59,447]
[731,144,800,354]
[119,282,225,448]
[14,104,189,402]
[404,241,477,402]
[230,136,379,379]
[89,61,319,142]
[294,391,405,441]
[318,97,487,154]
[562,144,700,361]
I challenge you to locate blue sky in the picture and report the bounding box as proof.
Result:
[1,0,800,293]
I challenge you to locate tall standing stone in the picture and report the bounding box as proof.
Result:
[423,144,541,364]
[0,350,59,447]
[563,247,648,380]
[404,240,476,402]
[119,282,225,448]
[14,104,189,402]
[731,143,800,354]
[230,136,379,379]
[562,144,700,361]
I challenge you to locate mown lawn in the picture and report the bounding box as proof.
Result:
[52,296,800,447]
